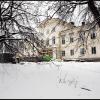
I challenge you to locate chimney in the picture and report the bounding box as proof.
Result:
[82,22,85,26]
[70,22,74,25]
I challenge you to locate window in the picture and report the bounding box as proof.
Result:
[91,27,96,39]
[92,47,96,54]
[70,50,74,56]
[52,37,55,44]
[70,37,74,43]
[61,35,65,44]
[61,51,65,57]
[69,33,74,43]
[80,48,85,55]
[91,32,96,39]
[79,32,85,42]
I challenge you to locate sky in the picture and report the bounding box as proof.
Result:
[20,1,97,29]
[27,1,88,28]
[2,1,100,30]
[32,2,89,28]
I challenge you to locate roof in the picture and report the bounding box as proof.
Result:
[38,18,75,28]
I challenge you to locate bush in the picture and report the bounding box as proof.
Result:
[42,55,52,62]
[0,53,16,63]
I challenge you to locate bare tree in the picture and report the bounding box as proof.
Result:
[48,1,100,27]
[0,1,44,57]
[33,1,100,61]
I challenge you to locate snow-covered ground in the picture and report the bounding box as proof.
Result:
[0,61,100,99]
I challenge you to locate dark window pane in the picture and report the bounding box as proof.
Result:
[61,35,65,44]
[62,40,65,44]
[80,48,85,55]
[70,37,74,43]
[92,47,96,54]
[70,50,74,56]
[91,33,96,39]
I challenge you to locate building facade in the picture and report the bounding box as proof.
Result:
[37,18,100,61]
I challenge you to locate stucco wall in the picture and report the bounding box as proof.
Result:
[37,18,100,60]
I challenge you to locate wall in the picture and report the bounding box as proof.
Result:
[37,18,100,61]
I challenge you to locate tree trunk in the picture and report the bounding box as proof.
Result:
[88,0,100,27]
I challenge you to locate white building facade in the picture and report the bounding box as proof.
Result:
[37,18,100,61]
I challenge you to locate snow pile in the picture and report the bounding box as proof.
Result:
[0,62,100,99]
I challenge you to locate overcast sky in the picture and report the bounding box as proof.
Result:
[25,1,88,28]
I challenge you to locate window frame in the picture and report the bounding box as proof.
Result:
[69,33,74,43]
[70,37,74,43]
[91,47,96,54]
[91,32,96,39]
[61,50,65,57]
[80,48,85,55]
[70,49,74,56]
[61,35,66,44]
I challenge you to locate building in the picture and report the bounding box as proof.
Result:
[37,18,100,61]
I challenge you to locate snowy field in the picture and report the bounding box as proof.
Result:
[0,61,100,99]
